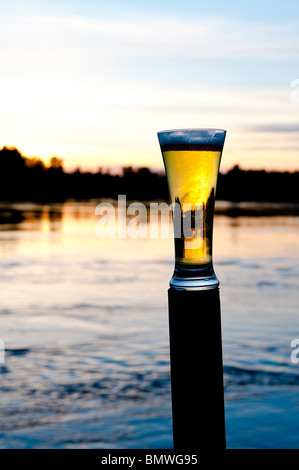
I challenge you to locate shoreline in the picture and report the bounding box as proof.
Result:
[0,200,298,223]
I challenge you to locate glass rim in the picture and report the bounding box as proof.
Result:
[157,128,226,133]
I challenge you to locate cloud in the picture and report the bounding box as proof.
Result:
[0,13,299,63]
[50,15,299,59]
[245,124,299,133]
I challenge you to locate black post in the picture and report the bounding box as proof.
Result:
[168,287,226,451]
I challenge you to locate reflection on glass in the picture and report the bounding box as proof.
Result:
[158,129,226,290]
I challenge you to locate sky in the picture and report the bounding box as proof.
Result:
[0,0,298,172]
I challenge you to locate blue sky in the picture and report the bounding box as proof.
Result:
[0,0,298,171]
[3,0,298,22]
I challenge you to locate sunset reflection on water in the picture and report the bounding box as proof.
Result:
[0,201,298,448]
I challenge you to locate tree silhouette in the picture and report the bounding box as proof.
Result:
[0,146,298,204]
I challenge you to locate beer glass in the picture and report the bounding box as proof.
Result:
[158,129,226,290]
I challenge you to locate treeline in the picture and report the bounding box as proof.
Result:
[0,146,298,203]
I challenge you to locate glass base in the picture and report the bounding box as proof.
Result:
[169,264,219,291]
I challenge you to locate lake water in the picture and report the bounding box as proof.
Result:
[0,201,298,449]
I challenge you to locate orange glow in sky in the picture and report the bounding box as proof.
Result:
[0,6,298,172]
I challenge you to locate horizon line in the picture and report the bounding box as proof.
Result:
[1,145,298,175]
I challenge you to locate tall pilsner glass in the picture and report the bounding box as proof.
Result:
[158,129,226,290]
